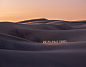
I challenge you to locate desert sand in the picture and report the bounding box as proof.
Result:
[0,18,86,67]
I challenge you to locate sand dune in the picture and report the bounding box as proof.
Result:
[0,21,72,35]
[0,18,86,67]
[0,49,86,67]
[0,33,32,41]
[17,18,61,23]
[16,28,86,42]
[0,40,86,51]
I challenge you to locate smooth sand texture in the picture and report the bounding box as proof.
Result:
[0,19,86,67]
[16,28,86,42]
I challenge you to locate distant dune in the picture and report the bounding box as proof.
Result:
[0,18,86,67]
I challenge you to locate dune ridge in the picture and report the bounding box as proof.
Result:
[0,33,33,42]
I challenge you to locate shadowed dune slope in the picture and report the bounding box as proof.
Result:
[0,22,72,35]
[16,28,86,42]
[0,40,86,51]
[0,49,86,67]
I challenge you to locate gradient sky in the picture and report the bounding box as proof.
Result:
[0,0,86,22]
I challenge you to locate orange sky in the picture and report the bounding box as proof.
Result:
[0,0,86,22]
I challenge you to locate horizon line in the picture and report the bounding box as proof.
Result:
[0,18,86,22]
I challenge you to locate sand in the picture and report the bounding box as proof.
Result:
[0,18,86,67]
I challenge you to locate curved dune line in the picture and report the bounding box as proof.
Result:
[0,33,34,42]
